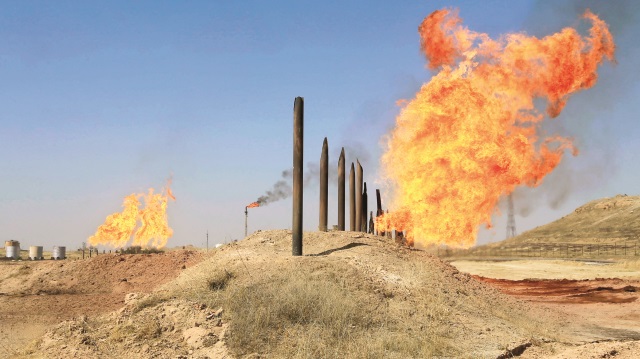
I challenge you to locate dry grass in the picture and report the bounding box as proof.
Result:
[23,231,558,358]
[614,258,640,270]
[169,255,463,358]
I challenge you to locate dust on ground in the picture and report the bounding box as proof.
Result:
[450,259,639,280]
[0,250,202,356]
[3,232,640,358]
[5,230,565,358]
[451,259,640,358]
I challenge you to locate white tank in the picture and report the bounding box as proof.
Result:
[5,240,20,259]
[29,246,43,260]
[52,246,66,260]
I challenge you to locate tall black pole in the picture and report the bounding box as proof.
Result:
[337,148,345,231]
[356,160,363,232]
[319,137,328,231]
[292,97,304,256]
[349,162,355,231]
[376,189,384,236]
[362,182,368,232]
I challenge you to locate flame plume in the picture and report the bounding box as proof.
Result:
[246,202,260,208]
[88,182,176,249]
[378,8,615,248]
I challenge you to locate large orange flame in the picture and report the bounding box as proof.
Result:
[88,181,176,249]
[378,8,615,248]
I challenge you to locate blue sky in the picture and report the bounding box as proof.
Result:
[1,1,638,249]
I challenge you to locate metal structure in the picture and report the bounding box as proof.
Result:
[292,97,304,256]
[506,193,517,239]
[349,163,355,231]
[5,240,20,259]
[319,137,328,231]
[29,246,43,260]
[337,148,345,230]
[52,246,66,260]
[355,160,363,232]
[244,207,248,237]
[362,182,368,232]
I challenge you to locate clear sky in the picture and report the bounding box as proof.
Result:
[1,1,638,250]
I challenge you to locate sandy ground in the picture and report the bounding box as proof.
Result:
[451,259,640,358]
[2,243,639,358]
[450,259,639,280]
[0,250,202,357]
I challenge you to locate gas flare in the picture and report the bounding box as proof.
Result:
[378,8,614,248]
[247,201,260,208]
[88,181,176,249]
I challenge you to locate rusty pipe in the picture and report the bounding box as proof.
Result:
[292,97,304,256]
[349,162,355,231]
[319,137,328,231]
[337,147,345,231]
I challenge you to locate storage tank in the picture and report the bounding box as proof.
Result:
[52,246,66,260]
[5,240,20,259]
[29,246,44,260]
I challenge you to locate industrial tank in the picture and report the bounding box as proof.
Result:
[29,246,44,260]
[52,246,66,260]
[5,240,20,259]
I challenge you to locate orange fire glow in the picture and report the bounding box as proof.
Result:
[247,202,260,208]
[377,8,615,248]
[88,181,176,249]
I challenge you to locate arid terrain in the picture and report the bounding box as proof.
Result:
[450,259,640,358]
[0,250,203,357]
[0,228,638,358]
[487,194,640,247]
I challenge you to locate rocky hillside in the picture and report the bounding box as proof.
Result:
[493,194,640,247]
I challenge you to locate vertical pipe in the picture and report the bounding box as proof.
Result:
[375,188,383,236]
[245,207,248,238]
[376,189,382,216]
[349,163,355,231]
[337,148,345,231]
[369,211,374,234]
[319,137,328,231]
[292,97,304,256]
[362,182,368,232]
[355,160,363,232]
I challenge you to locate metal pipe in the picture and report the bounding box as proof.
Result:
[319,137,328,231]
[337,147,345,231]
[355,160,363,232]
[349,162,355,231]
[375,188,383,236]
[245,207,248,238]
[292,97,304,256]
[362,182,368,232]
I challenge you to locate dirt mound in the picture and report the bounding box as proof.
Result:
[22,230,564,358]
[32,297,230,359]
[489,194,640,246]
[0,250,203,357]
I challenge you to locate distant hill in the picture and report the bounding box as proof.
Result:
[489,194,640,247]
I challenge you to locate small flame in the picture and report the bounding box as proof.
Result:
[89,181,176,249]
[247,201,260,208]
[378,8,614,248]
